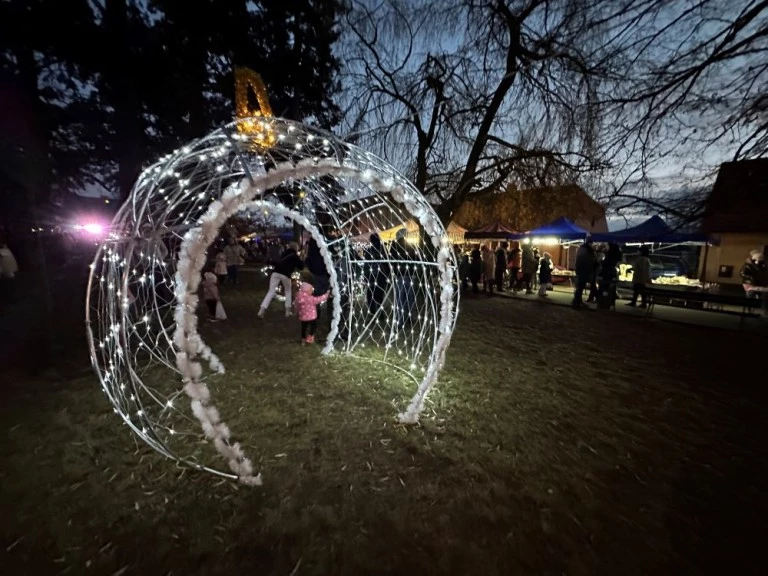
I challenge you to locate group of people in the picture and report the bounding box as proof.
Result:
[280,231,417,342]
[204,238,324,341]
[365,230,419,327]
[207,228,420,345]
[214,238,247,286]
[201,231,768,342]
[572,239,626,309]
[459,242,551,296]
[458,238,628,308]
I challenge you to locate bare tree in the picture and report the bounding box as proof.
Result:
[592,0,768,221]
[340,0,632,224]
[341,0,768,225]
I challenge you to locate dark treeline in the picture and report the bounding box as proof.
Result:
[0,0,345,226]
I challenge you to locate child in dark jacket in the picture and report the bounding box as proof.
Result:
[294,281,330,344]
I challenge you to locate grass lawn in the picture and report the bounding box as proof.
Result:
[2,267,767,575]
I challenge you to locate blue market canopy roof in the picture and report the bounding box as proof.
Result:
[591,216,716,244]
[509,216,589,241]
[464,220,518,239]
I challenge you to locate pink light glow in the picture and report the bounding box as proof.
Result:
[82,223,104,235]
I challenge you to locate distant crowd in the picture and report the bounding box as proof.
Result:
[203,230,421,344]
[456,239,627,309]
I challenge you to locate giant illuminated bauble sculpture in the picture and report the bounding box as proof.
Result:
[85,118,460,485]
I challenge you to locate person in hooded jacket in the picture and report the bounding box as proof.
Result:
[258,242,303,317]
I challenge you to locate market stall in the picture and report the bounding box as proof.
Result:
[507,216,590,269]
[508,216,589,243]
[596,216,717,304]
[590,215,715,246]
[463,220,518,241]
[368,219,466,245]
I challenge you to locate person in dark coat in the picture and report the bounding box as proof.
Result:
[305,238,330,297]
[459,253,470,292]
[390,231,417,327]
[494,242,507,291]
[334,242,353,340]
[572,238,596,308]
[602,242,622,279]
[597,242,622,308]
[507,247,521,291]
[305,237,331,323]
[586,250,603,303]
[521,244,537,294]
[364,233,389,314]
[469,247,482,294]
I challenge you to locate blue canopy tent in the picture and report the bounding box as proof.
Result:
[590,216,717,245]
[509,216,589,242]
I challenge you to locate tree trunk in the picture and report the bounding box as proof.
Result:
[104,0,143,199]
[16,45,51,211]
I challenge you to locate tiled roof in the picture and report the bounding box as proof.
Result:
[702,159,768,233]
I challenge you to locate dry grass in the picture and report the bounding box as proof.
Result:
[1,268,767,575]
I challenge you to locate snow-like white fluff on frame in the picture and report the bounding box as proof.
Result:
[85,117,460,485]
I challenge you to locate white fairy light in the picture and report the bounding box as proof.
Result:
[85,116,459,486]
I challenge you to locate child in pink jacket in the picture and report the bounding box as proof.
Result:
[294,281,329,344]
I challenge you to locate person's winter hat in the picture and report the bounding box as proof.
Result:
[301,281,314,294]
[204,272,217,283]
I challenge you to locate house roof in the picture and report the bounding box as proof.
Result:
[453,183,607,233]
[702,159,768,233]
[464,220,518,239]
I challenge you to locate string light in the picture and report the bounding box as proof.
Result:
[84,115,460,486]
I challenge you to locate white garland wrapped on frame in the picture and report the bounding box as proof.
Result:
[172,159,457,484]
[87,117,460,486]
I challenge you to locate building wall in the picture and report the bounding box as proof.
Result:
[699,233,768,285]
[453,184,607,234]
